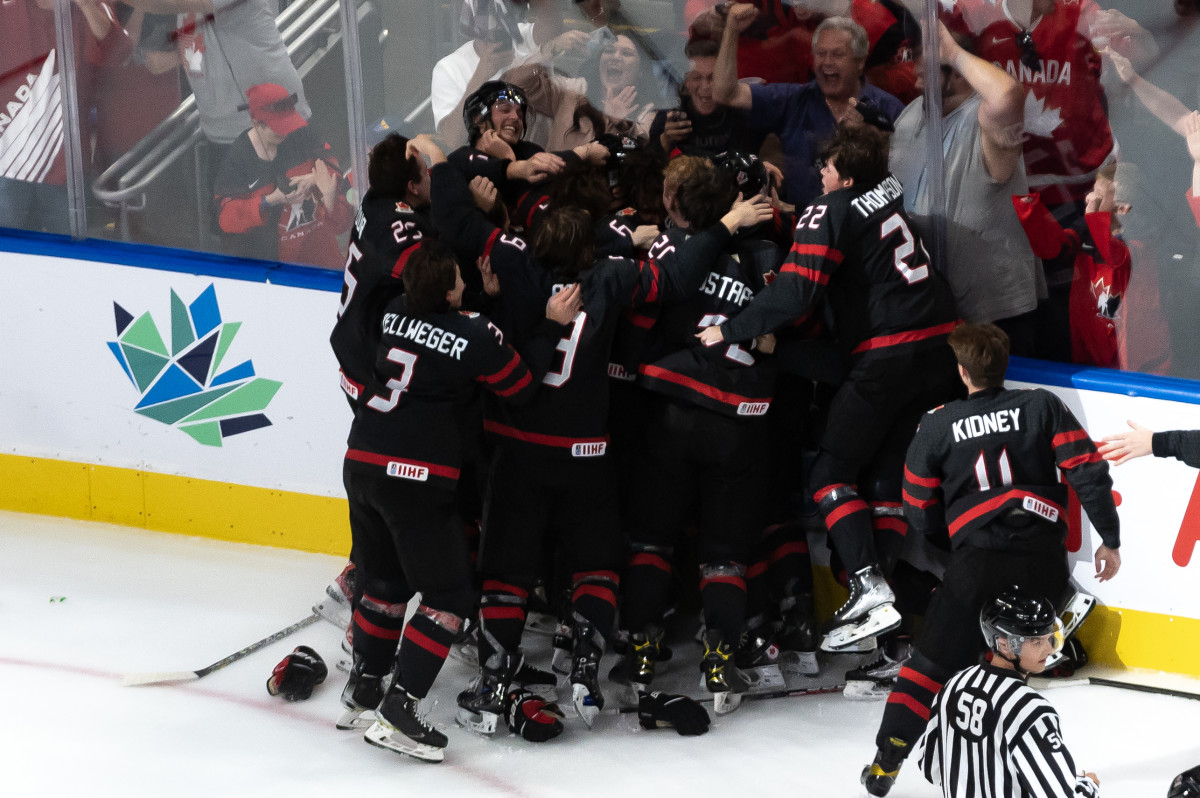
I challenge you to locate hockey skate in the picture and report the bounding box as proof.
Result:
[609,626,668,699]
[551,614,574,676]
[843,634,912,700]
[364,682,446,763]
[861,737,908,796]
[700,631,750,715]
[456,651,523,737]
[336,655,386,731]
[313,562,357,630]
[821,565,901,652]
[734,631,786,693]
[570,619,606,728]
[776,593,820,676]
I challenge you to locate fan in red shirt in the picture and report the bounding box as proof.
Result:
[213,83,353,268]
[1013,163,1132,369]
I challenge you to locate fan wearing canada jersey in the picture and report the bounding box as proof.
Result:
[699,124,960,655]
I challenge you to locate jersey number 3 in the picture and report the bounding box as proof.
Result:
[367,348,419,412]
[544,312,587,387]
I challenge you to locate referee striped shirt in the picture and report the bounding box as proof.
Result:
[915,663,1101,798]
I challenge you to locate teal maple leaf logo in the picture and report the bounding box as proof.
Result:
[107,285,282,446]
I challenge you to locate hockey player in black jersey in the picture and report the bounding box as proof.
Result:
[331,132,441,408]
[338,241,581,763]
[618,160,784,715]
[434,155,774,731]
[699,124,961,654]
[861,323,1120,796]
[914,588,1101,798]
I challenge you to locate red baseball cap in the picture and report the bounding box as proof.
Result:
[242,83,306,137]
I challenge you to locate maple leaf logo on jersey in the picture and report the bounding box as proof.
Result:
[1092,276,1120,319]
[107,285,282,446]
[1023,92,1063,137]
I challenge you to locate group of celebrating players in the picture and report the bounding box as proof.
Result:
[313,75,1125,797]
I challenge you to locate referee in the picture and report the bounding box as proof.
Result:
[914,588,1101,798]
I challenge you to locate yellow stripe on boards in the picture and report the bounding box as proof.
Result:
[0,453,350,556]
[3,453,1199,676]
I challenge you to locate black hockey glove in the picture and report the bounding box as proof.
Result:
[266,645,328,701]
[505,688,565,742]
[638,691,710,736]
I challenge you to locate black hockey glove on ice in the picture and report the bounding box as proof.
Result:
[266,645,328,701]
[638,691,710,735]
[506,688,565,742]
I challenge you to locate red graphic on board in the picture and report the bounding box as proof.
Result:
[1173,473,1200,567]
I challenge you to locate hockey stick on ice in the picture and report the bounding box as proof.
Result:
[1087,676,1200,701]
[122,613,321,687]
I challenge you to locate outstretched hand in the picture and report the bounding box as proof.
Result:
[723,193,774,232]
[1094,544,1121,582]
[1097,420,1154,464]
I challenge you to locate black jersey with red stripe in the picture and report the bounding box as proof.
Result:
[720,174,957,359]
[330,191,432,407]
[345,296,537,491]
[488,225,735,458]
[598,207,660,378]
[901,386,1119,551]
[639,228,781,419]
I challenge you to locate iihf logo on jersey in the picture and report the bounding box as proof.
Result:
[106,284,282,446]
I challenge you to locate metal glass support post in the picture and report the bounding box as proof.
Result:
[53,0,88,240]
[338,0,370,200]
[921,0,947,271]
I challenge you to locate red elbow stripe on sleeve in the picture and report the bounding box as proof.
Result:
[789,243,844,265]
[391,242,421,279]
[1060,452,1102,469]
[1052,430,1088,448]
[482,227,501,259]
[898,666,943,693]
[904,466,941,488]
[492,369,532,397]
[780,262,831,285]
[481,352,522,385]
[403,623,450,659]
[887,691,931,720]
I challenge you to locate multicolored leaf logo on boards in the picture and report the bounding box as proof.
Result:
[107,285,282,446]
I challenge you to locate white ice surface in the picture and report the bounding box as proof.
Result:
[3,510,1198,797]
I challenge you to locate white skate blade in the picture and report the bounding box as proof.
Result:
[335,707,376,730]
[821,604,901,652]
[551,646,572,675]
[711,690,743,715]
[455,707,500,737]
[572,683,602,728]
[843,680,892,701]
[313,596,352,630]
[780,650,820,677]
[744,664,787,693]
[363,720,444,763]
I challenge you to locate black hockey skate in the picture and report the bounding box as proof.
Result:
[822,565,900,652]
[336,654,386,731]
[701,631,750,715]
[456,650,523,737]
[776,592,820,676]
[844,634,912,700]
[734,631,786,693]
[570,618,606,728]
[861,737,909,796]
[364,682,446,763]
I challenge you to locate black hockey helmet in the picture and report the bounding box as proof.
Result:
[713,151,769,198]
[980,587,1063,659]
[463,80,528,145]
[1169,765,1200,798]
